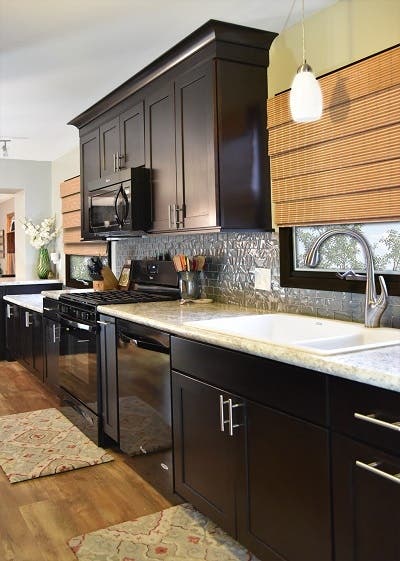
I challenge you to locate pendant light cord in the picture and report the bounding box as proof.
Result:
[280,0,297,34]
[302,0,306,64]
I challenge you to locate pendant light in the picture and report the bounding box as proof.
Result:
[289,0,322,123]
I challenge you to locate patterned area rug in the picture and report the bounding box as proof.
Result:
[69,503,259,560]
[0,408,113,483]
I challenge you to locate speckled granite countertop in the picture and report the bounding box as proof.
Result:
[97,300,400,393]
[3,293,44,313]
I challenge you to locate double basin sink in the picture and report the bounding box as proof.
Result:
[184,313,400,356]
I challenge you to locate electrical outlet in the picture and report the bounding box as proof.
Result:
[254,268,271,291]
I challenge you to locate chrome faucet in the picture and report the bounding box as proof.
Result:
[304,228,388,328]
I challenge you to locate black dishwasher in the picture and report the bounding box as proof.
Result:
[115,319,173,498]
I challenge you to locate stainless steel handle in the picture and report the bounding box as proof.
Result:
[43,307,51,311]
[168,204,176,229]
[25,311,32,328]
[112,153,116,173]
[175,204,185,227]
[219,394,229,432]
[356,460,400,485]
[354,412,400,432]
[52,324,60,343]
[97,320,110,326]
[228,398,244,436]
[77,339,90,343]
[6,303,13,319]
[117,152,125,170]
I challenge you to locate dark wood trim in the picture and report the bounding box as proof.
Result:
[69,20,276,129]
[279,227,400,296]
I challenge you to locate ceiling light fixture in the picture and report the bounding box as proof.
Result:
[1,140,10,158]
[289,0,323,123]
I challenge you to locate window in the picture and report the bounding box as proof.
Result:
[279,223,400,296]
[65,254,109,289]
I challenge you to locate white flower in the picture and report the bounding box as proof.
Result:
[21,216,60,249]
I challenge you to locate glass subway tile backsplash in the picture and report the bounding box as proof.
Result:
[112,232,400,328]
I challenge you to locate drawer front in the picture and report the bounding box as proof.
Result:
[330,376,400,454]
[171,336,328,426]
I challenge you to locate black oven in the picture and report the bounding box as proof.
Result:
[88,167,151,236]
[58,315,101,443]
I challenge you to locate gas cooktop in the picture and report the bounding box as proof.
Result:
[59,289,176,307]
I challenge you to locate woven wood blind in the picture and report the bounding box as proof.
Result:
[267,45,400,227]
[60,176,107,256]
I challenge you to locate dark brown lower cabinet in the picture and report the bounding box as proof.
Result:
[332,433,400,561]
[172,370,332,561]
[172,372,236,535]
[20,308,44,382]
[43,316,59,390]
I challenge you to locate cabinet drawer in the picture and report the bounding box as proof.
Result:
[171,336,328,426]
[330,376,400,454]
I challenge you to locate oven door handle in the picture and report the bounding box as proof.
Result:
[60,317,96,333]
[119,332,169,354]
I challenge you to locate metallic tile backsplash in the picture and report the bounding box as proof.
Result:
[114,232,400,328]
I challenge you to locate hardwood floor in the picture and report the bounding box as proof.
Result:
[0,361,173,561]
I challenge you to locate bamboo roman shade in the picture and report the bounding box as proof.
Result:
[60,176,107,256]
[267,45,400,227]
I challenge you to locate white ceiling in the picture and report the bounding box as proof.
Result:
[0,0,337,162]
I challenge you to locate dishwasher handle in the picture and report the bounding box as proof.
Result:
[119,331,169,354]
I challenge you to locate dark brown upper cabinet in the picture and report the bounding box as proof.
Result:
[99,102,145,183]
[69,20,277,236]
[145,84,177,232]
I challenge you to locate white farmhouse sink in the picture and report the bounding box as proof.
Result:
[184,313,400,355]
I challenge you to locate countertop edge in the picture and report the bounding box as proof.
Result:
[97,302,400,394]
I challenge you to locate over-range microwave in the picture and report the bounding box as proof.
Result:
[88,167,151,237]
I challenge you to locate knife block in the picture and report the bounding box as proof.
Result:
[93,266,119,291]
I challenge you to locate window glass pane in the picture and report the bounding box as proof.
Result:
[294,223,400,273]
[69,255,108,282]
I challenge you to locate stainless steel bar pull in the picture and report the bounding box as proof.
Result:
[356,460,400,485]
[354,412,400,432]
[228,399,244,436]
[25,311,32,328]
[52,324,60,343]
[6,304,13,319]
[219,394,229,432]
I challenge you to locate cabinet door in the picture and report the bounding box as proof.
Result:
[32,311,44,381]
[120,102,145,169]
[5,302,19,360]
[175,63,217,229]
[20,309,34,369]
[172,371,236,535]
[43,317,59,390]
[100,116,120,178]
[332,433,400,561]
[145,83,177,232]
[80,129,100,237]
[99,315,118,442]
[237,401,332,561]
[81,129,101,191]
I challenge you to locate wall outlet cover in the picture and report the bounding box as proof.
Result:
[254,267,271,291]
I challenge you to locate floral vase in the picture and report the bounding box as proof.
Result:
[37,247,51,279]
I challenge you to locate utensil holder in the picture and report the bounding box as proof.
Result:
[178,271,201,300]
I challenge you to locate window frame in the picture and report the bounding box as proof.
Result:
[279,227,400,296]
